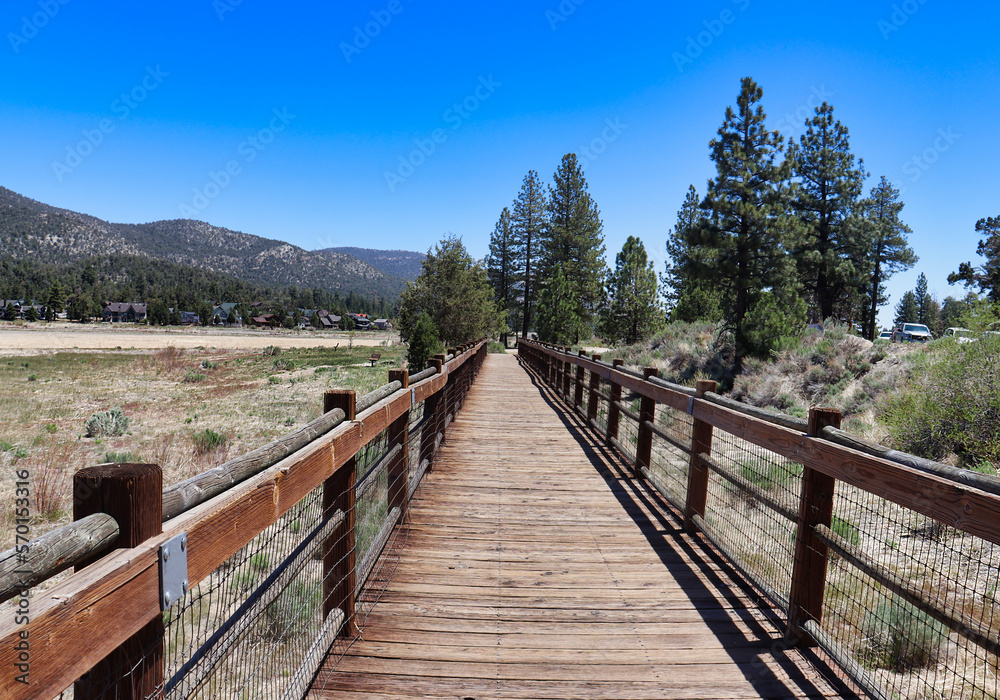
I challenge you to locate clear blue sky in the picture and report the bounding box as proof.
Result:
[2,1,997,328]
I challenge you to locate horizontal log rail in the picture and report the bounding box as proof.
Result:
[0,340,487,700]
[519,338,1000,698]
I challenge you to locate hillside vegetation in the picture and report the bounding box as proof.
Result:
[0,186,410,300]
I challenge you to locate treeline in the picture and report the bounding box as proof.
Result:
[485,154,662,348]
[0,254,398,321]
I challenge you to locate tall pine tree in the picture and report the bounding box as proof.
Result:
[510,171,548,339]
[894,290,919,328]
[662,185,722,322]
[601,236,662,346]
[788,102,868,322]
[948,215,1000,301]
[486,207,517,345]
[541,153,606,343]
[690,78,801,372]
[536,265,576,345]
[861,176,917,340]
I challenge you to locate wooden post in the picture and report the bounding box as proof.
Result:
[323,390,358,636]
[73,463,163,700]
[606,359,624,445]
[634,368,658,477]
[684,379,717,532]
[561,348,572,398]
[436,352,451,444]
[587,354,602,424]
[420,356,445,473]
[787,407,842,646]
[387,370,410,520]
[574,350,587,409]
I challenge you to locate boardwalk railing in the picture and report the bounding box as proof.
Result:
[520,339,1000,700]
[0,340,487,700]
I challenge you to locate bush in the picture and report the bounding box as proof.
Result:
[193,428,227,455]
[859,597,947,671]
[272,358,294,371]
[200,360,217,370]
[267,375,281,385]
[85,408,130,438]
[880,334,1000,467]
[103,451,141,464]
[406,311,444,370]
[261,580,321,640]
[487,341,506,354]
[184,371,207,383]
[263,345,281,357]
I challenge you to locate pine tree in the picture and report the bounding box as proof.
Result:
[46,280,65,319]
[948,215,1000,301]
[788,102,868,321]
[510,171,548,339]
[541,153,607,343]
[536,265,576,345]
[398,235,505,346]
[486,207,517,344]
[894,290,919,327]
[690,77,800,372]
[601,236,662,346]
[662,185,722,322]
[861,176,917,340]
[914,273,934,325]
[405,311,443,369]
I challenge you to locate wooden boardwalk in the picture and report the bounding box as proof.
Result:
[309,353,858,700]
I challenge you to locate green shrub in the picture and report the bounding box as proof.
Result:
[272,358,294,371]
[27,374,37,382]
[44,423,57,434]
[831,515,860,547]
[487,341,506,354]
[267,375,281,385]
[880,334,1000,467]
[406,311,443,370]
[184,371,207,383]
[104,451,140,464]
[261,580,321,640]
[85,407,130,438]
[859,597,947,671]
[193,428,227,455]
[200,360,217,370]
[738,459,802,493]
[263,345,281,357]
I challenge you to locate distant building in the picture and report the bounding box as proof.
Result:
[102,302,148,323]
[373,319,393,330]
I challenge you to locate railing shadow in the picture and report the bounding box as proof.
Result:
[516,353,861,700]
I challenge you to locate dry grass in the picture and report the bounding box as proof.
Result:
[0,342,406,551]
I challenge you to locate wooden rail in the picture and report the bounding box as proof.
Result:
[519,339,1000,698]
[0,340,488,700]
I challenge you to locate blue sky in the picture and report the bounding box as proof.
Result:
[2,1,997,328]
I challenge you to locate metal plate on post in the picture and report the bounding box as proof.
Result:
[159,532,188,610]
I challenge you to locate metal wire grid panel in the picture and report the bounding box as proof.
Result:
[701,430,800,610]
[816,484,1000,700]
[645,402,693,510]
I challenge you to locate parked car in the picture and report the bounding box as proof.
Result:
[943,327,975,343]
[876,330,893,341]
[892,323,933,342]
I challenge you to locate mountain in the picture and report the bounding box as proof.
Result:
[316,247,426,281]
[0,186,407,300]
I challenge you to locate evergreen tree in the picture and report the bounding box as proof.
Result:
[894,290,919,327]
[689,77,800,372]
[3,304,16,322]
[788,102,868,321]
[405,311,443,370]
[397,235,505,346]
[541,153,607,343]
[662,185,722,322]
[860,177,917,340]
[486,207,517,344]
[536,265,576,345]
[601,236,662,346]
[197,302,213,327]
[948,215,1000,301]
[170,307,183,326]
[510,170,548,339]
[24,305,39,322]
[914,273,934,325]
[46,279,65,315]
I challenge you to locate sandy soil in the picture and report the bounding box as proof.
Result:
[0,323,397,352]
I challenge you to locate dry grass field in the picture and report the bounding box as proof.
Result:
[0,329,406,551]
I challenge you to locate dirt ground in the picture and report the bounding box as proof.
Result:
[0,322,397,353]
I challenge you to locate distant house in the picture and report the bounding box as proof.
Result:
[373,319,393,330]
[1,300,23,317]
[180,311,200,325]
[210,303,242,326]
[251,314,278,327]
[103,302,148,323]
